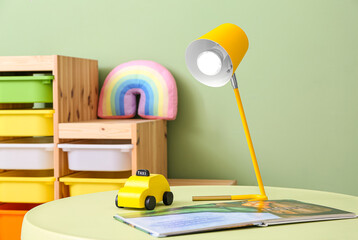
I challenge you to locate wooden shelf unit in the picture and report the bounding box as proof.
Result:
[0,55,99,200]
[58,119,167,198]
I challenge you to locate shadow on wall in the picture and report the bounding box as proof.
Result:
[98,67,113,90]
[167,68,248,181]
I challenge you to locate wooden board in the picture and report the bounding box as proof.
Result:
[59,120,132,139]
[132,120,167,177]
[53,55,98,129]
[58,119,158,139]
[0,56,55,71]
[52,55,98,199]
[168,179,237,186]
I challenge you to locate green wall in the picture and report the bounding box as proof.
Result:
[1,0,357,196]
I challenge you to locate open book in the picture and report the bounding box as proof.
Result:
[114,199,356,237]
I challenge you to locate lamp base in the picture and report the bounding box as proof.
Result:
[192,194,268,201]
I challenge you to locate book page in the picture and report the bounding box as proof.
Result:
[118,212,279,236]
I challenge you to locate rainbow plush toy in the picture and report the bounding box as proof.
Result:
[98,60,178,120]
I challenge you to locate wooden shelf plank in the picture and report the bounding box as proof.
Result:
[59,119,160,139]
[0,55,55,71]
[131,120,167,177]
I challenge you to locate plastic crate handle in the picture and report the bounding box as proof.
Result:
[43,114,54,118]
[41,80,52,85]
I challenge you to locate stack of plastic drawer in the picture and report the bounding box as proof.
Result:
[58,140,133,196]
[0,74,55,239]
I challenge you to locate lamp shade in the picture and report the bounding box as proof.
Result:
[185,23,249,87]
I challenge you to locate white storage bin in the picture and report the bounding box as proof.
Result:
[0,137,54,170]
[58,142,133,171]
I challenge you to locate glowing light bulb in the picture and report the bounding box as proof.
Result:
[196,51,222,76]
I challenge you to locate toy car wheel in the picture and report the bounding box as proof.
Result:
[115,194,119,207]
[115,194,123,208]
[163,191,174,205]
[145,196,156,210]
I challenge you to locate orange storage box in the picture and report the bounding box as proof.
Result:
[0,203,40,240]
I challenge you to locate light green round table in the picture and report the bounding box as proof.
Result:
[22,186,358,240]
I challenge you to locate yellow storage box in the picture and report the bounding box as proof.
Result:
[0,170,55,203]
[60,171,130,196]
[0,109,54,136]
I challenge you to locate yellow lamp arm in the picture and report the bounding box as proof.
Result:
[192,74,268,202]
[232,74,267,200]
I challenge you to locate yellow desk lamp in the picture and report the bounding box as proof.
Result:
[185,23,268,202]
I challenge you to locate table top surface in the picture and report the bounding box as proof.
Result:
[22,186,358,240]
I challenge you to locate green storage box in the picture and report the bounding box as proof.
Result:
[0,76,54,103]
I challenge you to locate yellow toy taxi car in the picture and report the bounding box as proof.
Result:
[115,169,174,210]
